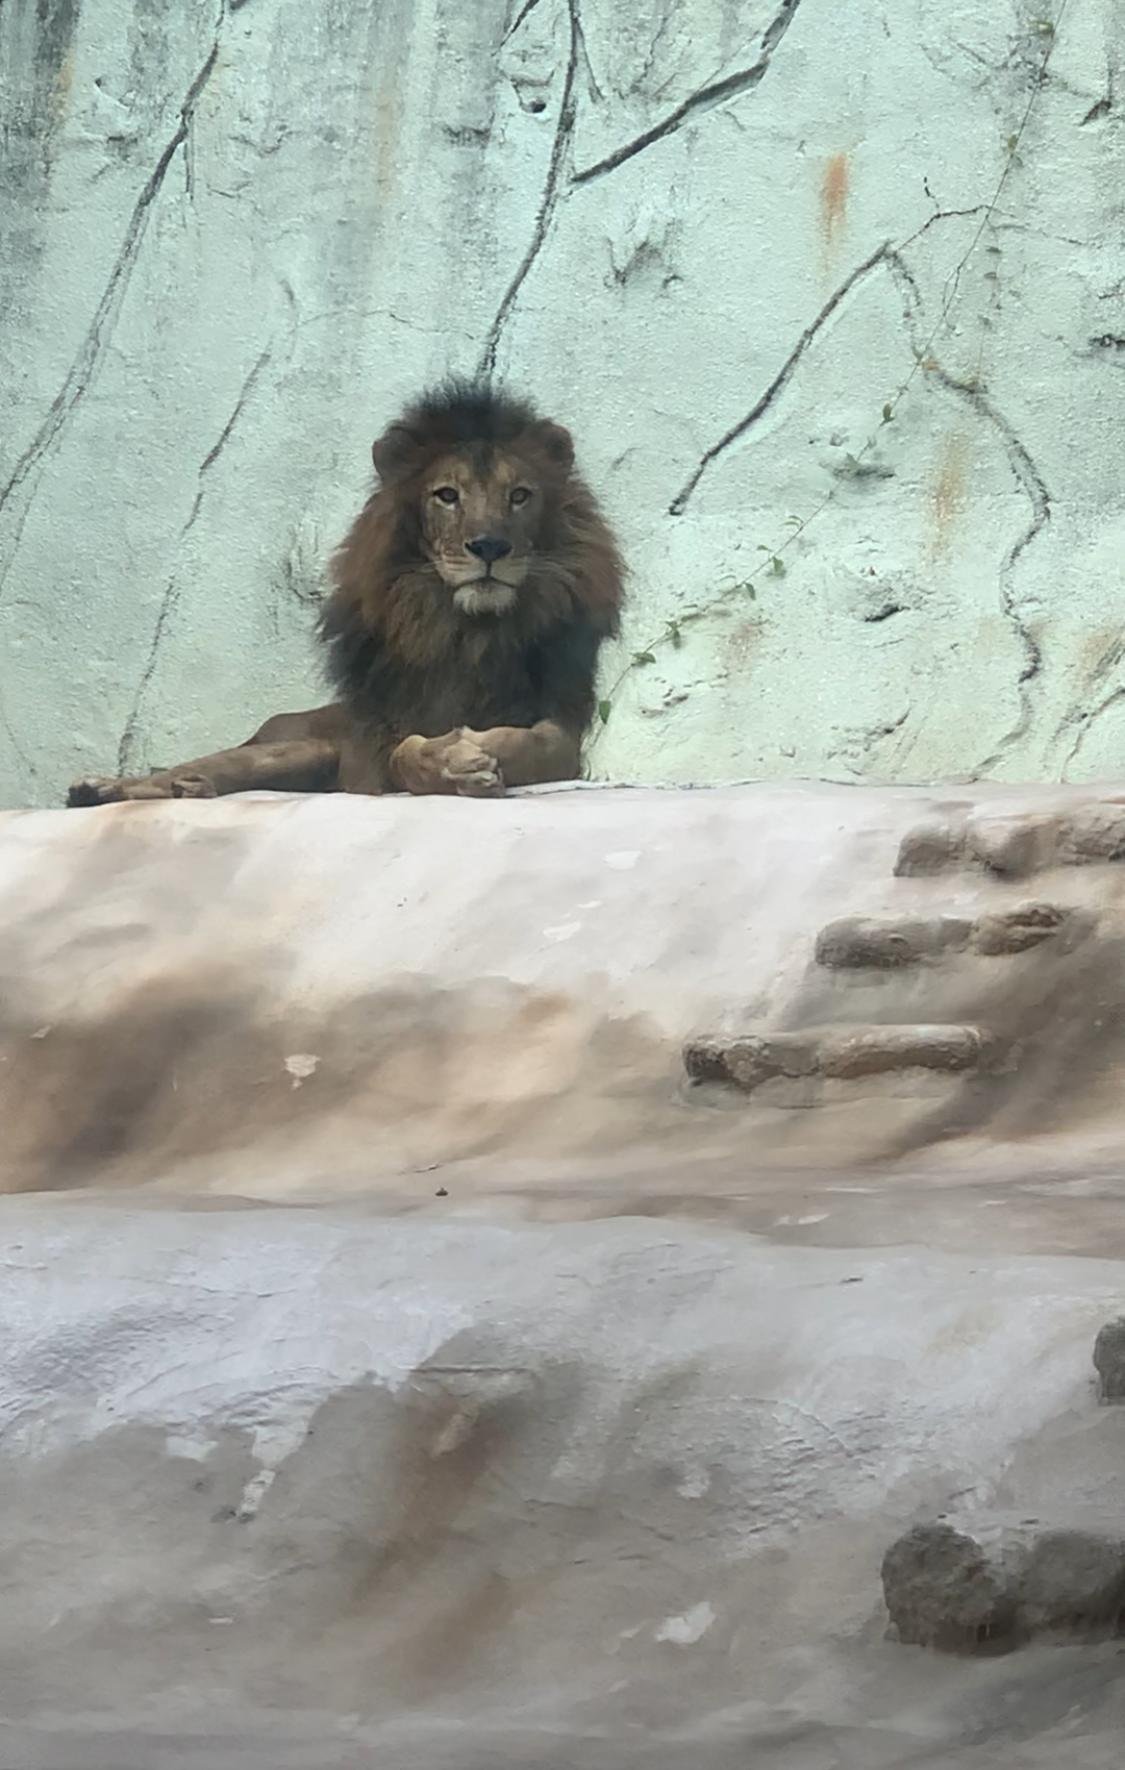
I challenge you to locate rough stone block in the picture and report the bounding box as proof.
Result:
[1092,1317,1125,1402]
[685,1025,992,1093]
[1059,806,1125,865]
[881,1522,1016,1651]
[882,1516,1125,1653]
[1018,1528,1125,1636]
[681,1035,736,1085]
[971,902,1075,956]
[816,907,1087,969]
[965,816,1065,879]
[815,917,972,969]
[894,814,1111,880]
[819,1024,989,1081]
[683,1032,818,1092]
[893,822,967,877]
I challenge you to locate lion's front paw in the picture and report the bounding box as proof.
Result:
[440,732,505,798]
[67,776,137,807]
[392,732,506,797]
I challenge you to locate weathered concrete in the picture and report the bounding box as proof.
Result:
[2,2,1125,807]
[2,781,1125,1763]
[1,1203,1124,1765]
[6,779,1125,1223]
[0,779,1125,1209]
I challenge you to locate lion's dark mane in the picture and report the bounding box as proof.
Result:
[318,379,624,785]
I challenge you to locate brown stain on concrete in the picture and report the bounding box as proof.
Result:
[0,974,682,1194]
[931,431,969,557]
[1076,627,1125,686]
[53,49,75,129]
[723,615,764,670]
[820,151,850,257]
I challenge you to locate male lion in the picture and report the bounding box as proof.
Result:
[67,380,624,805]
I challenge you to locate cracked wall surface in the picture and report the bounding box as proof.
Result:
[1,0,1124,806]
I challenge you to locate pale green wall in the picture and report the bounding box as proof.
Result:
[2,0,1124,806]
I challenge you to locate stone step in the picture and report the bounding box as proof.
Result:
[684,1023,998,1094]
[895,803,1125,879]
[814,903,1084,969]
[882,1513,1125,1653]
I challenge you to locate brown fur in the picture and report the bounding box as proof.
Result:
[67,382,625,807]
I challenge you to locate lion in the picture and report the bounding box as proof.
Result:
[67,380,625,806]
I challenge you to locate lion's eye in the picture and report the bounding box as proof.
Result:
[433,486,460,505]
[510,486,532,507]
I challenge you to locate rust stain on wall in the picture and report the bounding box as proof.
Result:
[724,616,764,670]
[53,49,75,128]
[931,432,969,557]
[820,151,850,255]
[1076,628,1125,685]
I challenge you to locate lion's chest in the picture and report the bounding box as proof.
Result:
[405,645,543,737]
[325,601,585,746]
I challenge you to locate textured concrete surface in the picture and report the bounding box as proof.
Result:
[3,2,1125,807]
[1,1204,1124,1766]
[8,781,1125,1226]
[2,783,1125,1763]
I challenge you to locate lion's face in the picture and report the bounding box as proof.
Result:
[370,414,575,620]
[419,446,545,616]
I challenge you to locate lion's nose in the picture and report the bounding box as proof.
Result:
[465,533,513,563]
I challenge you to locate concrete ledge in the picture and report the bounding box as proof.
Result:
[4,780,1125,1202]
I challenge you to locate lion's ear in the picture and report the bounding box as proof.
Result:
[523,420,574,473]
[371,424,424,483]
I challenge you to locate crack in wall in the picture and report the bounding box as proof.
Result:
[481,0,803,370]
[1060,684,1125,779]
[503,0,545,45]
[115,589,181,779]
[668,242,895,516]
[477,0,580,379]
[0,9,225,583]
[0,693,35,787]
[197,348,270,478]
[937,369,1048,769]
[630,1,679,99]
[663,225,1050,772]
[898,204,990,250]
[115,348,270,776]
[1051,630,1125,775]
[881,254,1049,774]
[572,0,803,184]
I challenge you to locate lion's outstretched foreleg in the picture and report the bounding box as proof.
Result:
[67,709,582,805]
[66,738,341,806]
[66,706,346,806]
[387,720,580,797]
